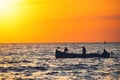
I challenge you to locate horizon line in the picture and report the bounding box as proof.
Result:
[0,41,120,44]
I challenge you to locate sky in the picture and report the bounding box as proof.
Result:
[0,0,120,43]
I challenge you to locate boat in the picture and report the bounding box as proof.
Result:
[55,49,110,58]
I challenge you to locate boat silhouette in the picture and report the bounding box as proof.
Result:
[55,49,110,58]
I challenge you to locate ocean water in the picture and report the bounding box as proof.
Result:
[0,42,120,80]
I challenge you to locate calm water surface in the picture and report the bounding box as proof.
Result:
[0,43,120,80]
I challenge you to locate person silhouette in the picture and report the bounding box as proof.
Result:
[82,46,86,55]
[103,49,107,54]
[64,47,68,53]
[102,49,110,58]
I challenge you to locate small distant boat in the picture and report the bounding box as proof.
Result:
[104,41,106,44]
[55,50,110,58]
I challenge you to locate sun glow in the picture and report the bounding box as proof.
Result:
[0,0,17,8]
[0,0,27,39]
[0,0,24,17]
[0,0,27,28]
[0,0,120,43]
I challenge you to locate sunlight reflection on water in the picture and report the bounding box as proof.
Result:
[0,43,120,80]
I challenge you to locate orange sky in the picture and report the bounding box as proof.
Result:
[0,0,120,43]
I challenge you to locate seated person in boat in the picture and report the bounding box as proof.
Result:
[64,47,68,53]
[102,49,110,57]
[103,49,108,54]
[82,46,86,55]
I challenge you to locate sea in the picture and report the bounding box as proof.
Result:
[0,42,120,80]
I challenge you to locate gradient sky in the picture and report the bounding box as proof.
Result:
[0,0,120,43]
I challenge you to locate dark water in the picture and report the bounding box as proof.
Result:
[0,42,120,80]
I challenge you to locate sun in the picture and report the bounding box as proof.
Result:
[0,0,26,30]
[0,0,24,18]
[0,0,26,22]
[0,0,17,10]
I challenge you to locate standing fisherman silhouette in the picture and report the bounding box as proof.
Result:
[82,46,86,55]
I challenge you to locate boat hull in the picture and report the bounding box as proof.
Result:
[55,50,110,58]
